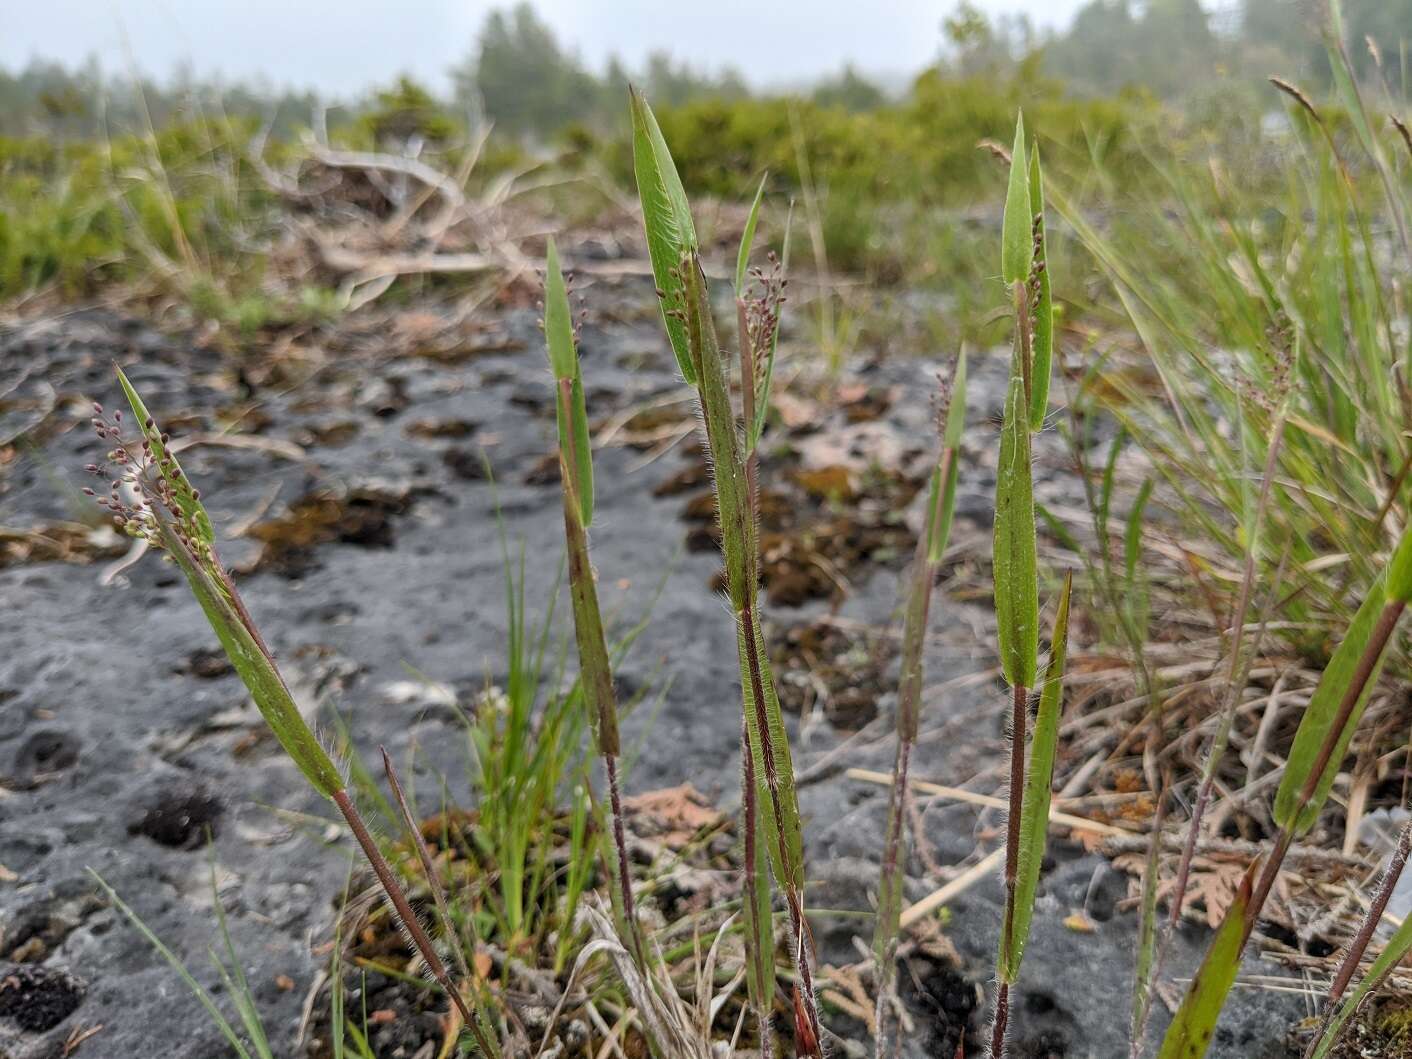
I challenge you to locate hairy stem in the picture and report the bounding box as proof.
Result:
[381,749,499,1056]
[1319,815,1412,1021]
[331,788,479,1033]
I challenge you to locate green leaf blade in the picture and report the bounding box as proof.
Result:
[1272,576,1389,835]
[1310,913,1412,1059]
[1155,862,1256,1059]
[629,86,698,384]
[543,238,576,379]
[999,572,1072,983]
[736,173,767,294]
[994,374,1039,687]
[1001,113,1033,287]
[544,238,594,525]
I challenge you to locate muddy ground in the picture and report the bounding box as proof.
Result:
[0,277,1307,1057]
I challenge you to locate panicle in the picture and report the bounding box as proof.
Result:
[83,404,212,563]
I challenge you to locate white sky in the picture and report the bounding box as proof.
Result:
[2,0,1094,96]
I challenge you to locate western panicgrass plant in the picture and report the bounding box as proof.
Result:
[85,372,498,1054]
[628,84,822,1055]
[989,111,1069,1059]
[871,349,967,1054]
[541,235,643,966]
[1155,526,1412,1058]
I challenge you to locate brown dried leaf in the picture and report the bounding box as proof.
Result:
[622,784,723,848]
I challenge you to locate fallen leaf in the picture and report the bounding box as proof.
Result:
[1063,912,1096,934]
[793,465,855,501]
[622,784,723,848]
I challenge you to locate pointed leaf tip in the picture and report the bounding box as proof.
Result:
[1001,112,1033,286]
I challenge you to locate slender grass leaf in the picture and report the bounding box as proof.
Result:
[999,571,1071,982]
[162,523,345,797]
[629,86,698,384]
[544,238,576,379]
[994,374,1039,687]
[736,173,767,294]
[210,851,275,1059]
[925,453,959,567]
[90,870,256,1059]
[1001,113,1033,287]
[925,349,967,564]
[1309,912,1412,1059]
[741,765,776,1015]
[1272,574,1389,835]
[117,374,343,798]
[1131,811,1164,1047]
[1027,144,1053,431]
[544,238,593,525]
[1387,525,1412,603]
[1155,861,1256,1059]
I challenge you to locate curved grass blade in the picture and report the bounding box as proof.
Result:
[998,571,1072,983]
[1155,861,1256,1059]
[629,86,698,384]
[994,374,1039,688]
[1027,144,1053,431]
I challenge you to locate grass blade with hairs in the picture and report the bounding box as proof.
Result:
[990,111,1051,1059]
[1307,839,1412,1059]
[998,571,1071,984]
[1155,861,1257,1059]
[872,351,967,1053]
[1306,815,1412,1057]
[733,177,785,1049]
[629,85,698,385]
[630,86,822,1055]
[542,236,643,966]
[88,373,495,1055]
[1155,527,1412,1059]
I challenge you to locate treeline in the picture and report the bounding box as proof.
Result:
[3,1,1404,145]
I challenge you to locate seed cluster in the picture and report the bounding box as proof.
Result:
[1028,212,1047,309]
[743,251,787,386]
[933,354,959,440]
[84,402,212,564]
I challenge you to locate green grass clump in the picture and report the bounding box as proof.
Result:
[629,84,821,1055]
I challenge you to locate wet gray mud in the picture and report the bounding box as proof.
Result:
[0,282,1302,1057]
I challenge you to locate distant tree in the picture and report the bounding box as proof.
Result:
[361,76,459,147]
[454,3,598,138]
[812,65,887,111]
[942,1,1033,76]
[641,51,748,108]
[1043,0,1222,98]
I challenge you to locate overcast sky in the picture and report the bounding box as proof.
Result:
[3,0,1093,96]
